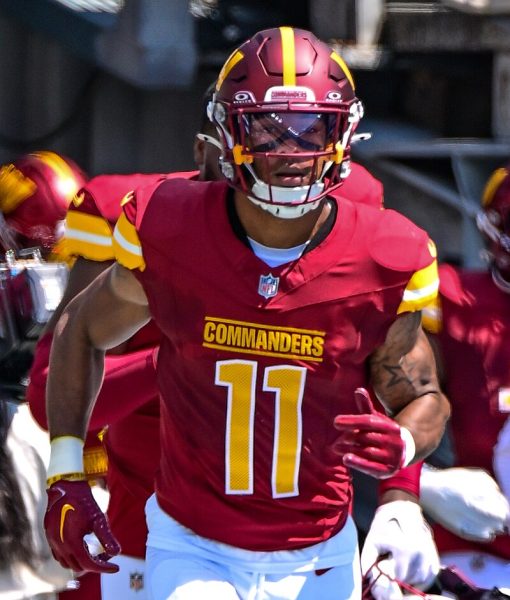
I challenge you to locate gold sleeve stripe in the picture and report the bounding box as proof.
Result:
[421,295,442,334]
[61,237,114,261]
[216,49,244,91]
[66,211,113,239]
[397,260,439,314]
[482,167,508,207]
[280,26,296,86]
[64,211,114,260]
[112,213,145,271]
[330,52,355,90]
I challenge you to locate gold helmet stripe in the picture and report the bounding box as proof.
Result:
[482,167,508,207]
[216,50,244,92]
[280,27,296,87]
[0,164,36,213]
[330,52,355,90]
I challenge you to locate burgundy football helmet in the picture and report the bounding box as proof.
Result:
[0,150,87,252]
[476,164,510,291]
[209,26,363,218]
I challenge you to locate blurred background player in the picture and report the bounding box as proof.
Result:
[419,163,510,590]
[28,84,439,598]
[0,151,86,599]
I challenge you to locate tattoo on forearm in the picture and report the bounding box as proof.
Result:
[381,363,410,388]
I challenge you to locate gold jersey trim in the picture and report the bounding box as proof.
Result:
[63,210,114,260]
[397,259,439,314]
[113,212,146,271]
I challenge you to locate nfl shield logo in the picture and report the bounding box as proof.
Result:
[258,273,279,298]
[129,571,144,591]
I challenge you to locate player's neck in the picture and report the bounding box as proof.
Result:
[233,192,331,249]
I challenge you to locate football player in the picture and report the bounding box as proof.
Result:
[0,151,86,598]
[26,92,425,600]
[42,28,449,600]
[419,164,510,590]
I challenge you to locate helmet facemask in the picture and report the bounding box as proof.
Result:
[211,101,362,219]
[210,27,363,219]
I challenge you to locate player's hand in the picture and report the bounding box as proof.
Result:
[44,479,121,574]
[361,500,440,600]
[332,388,406,479]
[420,464,510,541]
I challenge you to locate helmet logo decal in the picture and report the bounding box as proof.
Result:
[264,86,315,102]
[233,91,256,104]
[326,91,343,102]
[258,273,279,299]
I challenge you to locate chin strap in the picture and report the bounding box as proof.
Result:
[244,159,330,219]
[195,133,223,151]
[248,196,323,219]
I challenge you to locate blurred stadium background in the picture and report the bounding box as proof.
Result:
[0,0,510,266]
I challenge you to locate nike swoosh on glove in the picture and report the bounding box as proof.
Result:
[332,388,406,479]
[361,500,440,600]
[44,479,121,574]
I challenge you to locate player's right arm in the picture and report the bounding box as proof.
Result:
[44,262,149,573]
[47,262,150,440]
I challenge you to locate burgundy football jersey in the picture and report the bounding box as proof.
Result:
[113,178,438,551]
[426,264,510,559]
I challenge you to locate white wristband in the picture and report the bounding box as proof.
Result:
[400,427,416,467]
[47,436,85,479]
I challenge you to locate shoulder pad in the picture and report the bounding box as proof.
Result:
[163,170,199,181]
[84,173,166,225]
[369,209,436,272]
[438,263,465,305]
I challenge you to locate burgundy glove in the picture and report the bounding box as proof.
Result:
[44,479,121,574]
[332,388,406,479]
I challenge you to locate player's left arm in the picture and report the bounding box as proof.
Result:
[358,320,446,599]
[369,312,450,462]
